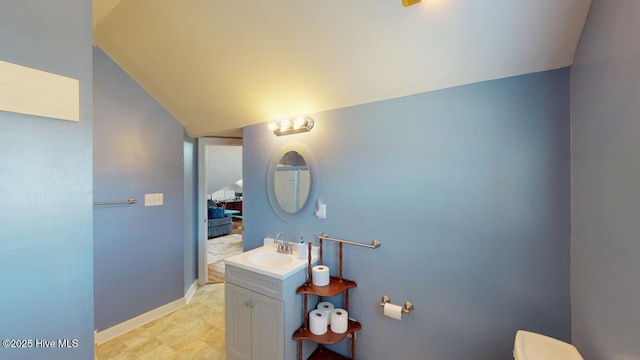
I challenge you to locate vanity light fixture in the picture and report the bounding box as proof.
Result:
[402,0,421,6]
[268,116,315,136]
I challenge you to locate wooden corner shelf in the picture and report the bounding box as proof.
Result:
[306,346,352,360]
[292,319,361,345]
[295,238,368,360]
[296,277,357,297]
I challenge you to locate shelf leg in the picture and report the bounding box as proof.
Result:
[303,294,308,329]
[351,331,356,360]
[307,242,313,286]
[338,242,344,283]
[345,289,350,313]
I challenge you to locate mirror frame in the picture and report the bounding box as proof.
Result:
[267,141,319,222]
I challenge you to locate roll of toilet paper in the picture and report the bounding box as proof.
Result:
[383,303,403,320]
[317,301,334,324]
[312,265,330,286]
[309,309,328,335]
[330,308,348,334]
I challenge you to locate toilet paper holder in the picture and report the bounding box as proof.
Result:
[380,295,414,314]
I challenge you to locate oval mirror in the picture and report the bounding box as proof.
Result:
[267,142,319,222]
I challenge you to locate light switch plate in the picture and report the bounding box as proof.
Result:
[145,193,163,206]
[315,203,326,218]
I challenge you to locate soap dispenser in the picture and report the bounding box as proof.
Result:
[297,236,306,260]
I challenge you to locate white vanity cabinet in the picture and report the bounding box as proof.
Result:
[225,263,314,360]
[225,282,283,360]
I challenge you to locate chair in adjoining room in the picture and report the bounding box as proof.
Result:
[207,202,232,238]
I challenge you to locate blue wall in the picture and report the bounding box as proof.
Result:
[244,69,571,359]
[571,1,640,358]
[0,1,94,359]
[93,47,192,330]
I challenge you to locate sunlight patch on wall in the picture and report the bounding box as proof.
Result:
[0,59,79,122]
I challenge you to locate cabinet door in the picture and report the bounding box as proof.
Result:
[226,283,253,360]
[252,292,284,360]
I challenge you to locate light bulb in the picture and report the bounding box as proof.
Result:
[279,120,291,132]
[292,117,305,130]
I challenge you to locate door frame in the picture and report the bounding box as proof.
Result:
[197,136,243,285]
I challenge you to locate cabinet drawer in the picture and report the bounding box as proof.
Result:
[226,265,283,300]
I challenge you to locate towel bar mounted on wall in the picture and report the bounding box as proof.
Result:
[318,232,381,249]
[93,197,138,206]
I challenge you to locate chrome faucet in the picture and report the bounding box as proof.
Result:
[274,233,293,254]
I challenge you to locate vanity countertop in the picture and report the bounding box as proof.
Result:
[224,238,318,279]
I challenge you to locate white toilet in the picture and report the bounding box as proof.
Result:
[513,330,584,360]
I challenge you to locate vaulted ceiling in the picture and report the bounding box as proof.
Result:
[93,0,591,138]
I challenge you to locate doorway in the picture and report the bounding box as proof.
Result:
[197,137,243,285]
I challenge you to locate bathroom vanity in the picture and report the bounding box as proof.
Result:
[225,242,318,360]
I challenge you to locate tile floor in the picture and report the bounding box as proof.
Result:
[95,283,226,360]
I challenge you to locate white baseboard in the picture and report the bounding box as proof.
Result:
[185,280,198,304]
[94,297,185,344]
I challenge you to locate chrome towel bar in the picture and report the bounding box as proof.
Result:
[318,232,381,249]
[93,198,138,206]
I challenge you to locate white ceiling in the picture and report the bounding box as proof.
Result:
[93,0,591,138]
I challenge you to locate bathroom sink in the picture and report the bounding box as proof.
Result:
[224,239,319,279]
[246,252,294,267]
